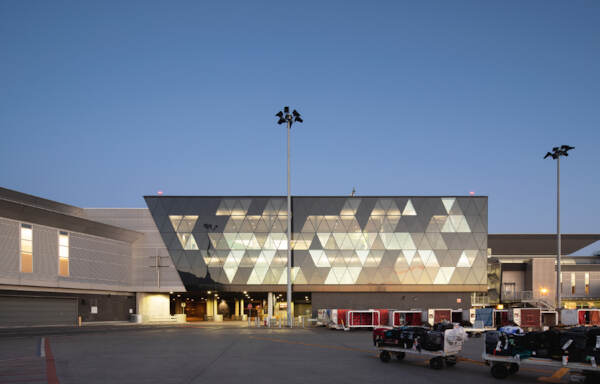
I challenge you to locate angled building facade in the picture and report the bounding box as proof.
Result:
[144,195,488,312]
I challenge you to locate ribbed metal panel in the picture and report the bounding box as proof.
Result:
[83,209,185,292]
[0,218,19,276]
[69,233,130,286]
[0,296,77,326]
[592,272,600,297]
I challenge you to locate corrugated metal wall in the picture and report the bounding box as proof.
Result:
[0,218,19,277]
[83,208,185,292]
[0,296,77,326]
[0,216,133,291]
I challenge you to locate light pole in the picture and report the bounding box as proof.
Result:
[276,106,303,327]
[544,145,574,310]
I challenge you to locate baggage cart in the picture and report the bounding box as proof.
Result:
[481,334,600,382]
[376,327,466,370]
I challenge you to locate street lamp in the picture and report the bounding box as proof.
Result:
[544,145,575,310]
[276,106,303,327]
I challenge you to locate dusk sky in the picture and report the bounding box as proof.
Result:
[1,1,598,235]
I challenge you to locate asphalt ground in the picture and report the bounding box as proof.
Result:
[0,324,585,384]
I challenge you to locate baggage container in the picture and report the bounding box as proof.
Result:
[427,309,452,326]
[370,309,395,327]
[392,310,424,327]
[475,308,494,327]
[541,311,558,327]
[578,309,600,326]
[560,309,579,326]
[513,308,541,328]
[494,309,512,327]
[348,309,379,329]
[317,309,331,326]
[451,309,464,323]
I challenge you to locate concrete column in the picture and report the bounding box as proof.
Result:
[268,292,273,319]
[206,298,214,317]
[235,299,240,317]
[213,299,218,317]
[240,299,244,319]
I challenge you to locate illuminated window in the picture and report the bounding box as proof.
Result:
[20,224,33,273]
[58,231,69,277]
[571,273,576,295]
[585,272,590,296]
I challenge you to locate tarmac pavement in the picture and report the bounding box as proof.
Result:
[0,323,579,384]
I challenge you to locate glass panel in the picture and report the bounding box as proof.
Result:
[21,240,32,253]
[21,226,32,241]
[59,235,69,247]
[59,246,69,258]
[59,258,69,277]
[21,253,33,273]
[169,216,182,231]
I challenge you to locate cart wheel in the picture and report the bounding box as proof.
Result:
[379,351,391,363]
[475,333,482,338]
[396,352,405,360]
[445,357,457,367]
[468,333,473,338]
[429,357,444,370]
[491,363,509,379]
[508,363,519,374]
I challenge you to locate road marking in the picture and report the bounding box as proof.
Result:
[538,367,569,383]
[44,337,60,384]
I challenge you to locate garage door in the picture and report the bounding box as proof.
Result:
[0,296,77,327]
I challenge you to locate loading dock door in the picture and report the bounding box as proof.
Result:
[0,296,77,327]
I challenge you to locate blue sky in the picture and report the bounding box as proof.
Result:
[1,1,598,234]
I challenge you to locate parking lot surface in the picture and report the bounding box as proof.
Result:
[0,324,569,384]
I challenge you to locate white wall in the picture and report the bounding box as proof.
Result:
[136,292,170,321]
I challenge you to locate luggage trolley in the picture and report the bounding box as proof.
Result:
[481,335,600,382]
[376,328,466,370]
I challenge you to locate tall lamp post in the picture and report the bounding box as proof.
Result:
[276,106,303,327]
[544,145,574,310]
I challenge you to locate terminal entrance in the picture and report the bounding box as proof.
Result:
[169,291,311,322]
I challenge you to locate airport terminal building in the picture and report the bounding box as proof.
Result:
[1,187,599,326]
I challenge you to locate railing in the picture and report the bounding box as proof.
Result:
[470,294,490,306]
[501,290,555,310]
